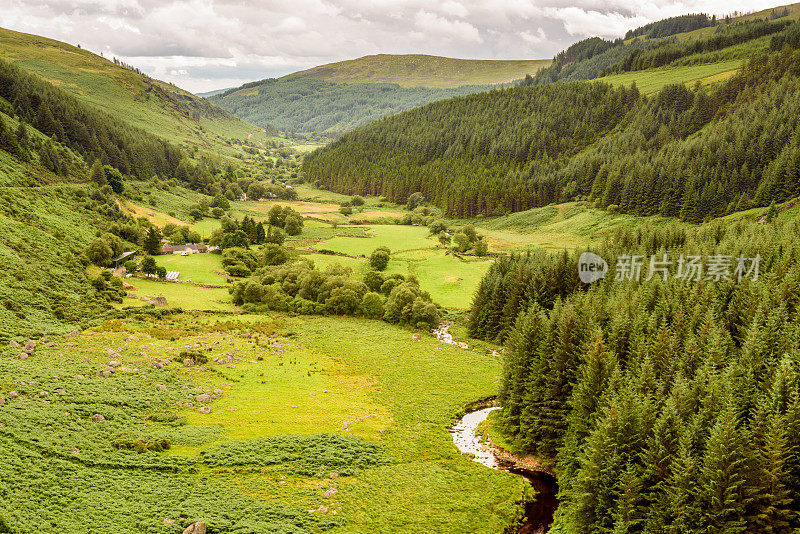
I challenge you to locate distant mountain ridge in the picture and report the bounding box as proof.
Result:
[287,54,551,89]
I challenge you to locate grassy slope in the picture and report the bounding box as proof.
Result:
[289,54,551,88]
[0,312,523,533]
[0,27,255,151]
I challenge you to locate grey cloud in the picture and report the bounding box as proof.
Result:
[0,0,788,92]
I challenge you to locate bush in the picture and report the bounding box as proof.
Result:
[123,260,137,273]
[369,247,391,271]
[361,292,384,319]
[474,239,489,257]
[86,238,113,266]
[351,195,365,206]
[363,270,385,292]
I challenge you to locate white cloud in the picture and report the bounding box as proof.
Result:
[0,0,791,92]
[414,9,483,43]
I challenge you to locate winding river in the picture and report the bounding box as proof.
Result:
[450,407,559,534]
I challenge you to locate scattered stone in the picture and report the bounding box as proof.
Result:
[199,406,212,414]
[74,374,85,380]
[150,295,168,307]
[102,370,113,378]
[72,447,80,454]
[8,340,19,348]
[324,488,338,498]
[9,391,18,399]
[66,342,75,348]
[45,342,56,348]
[92,414,106,422]
[18,353,28,360]
[66,330,81,337]
[412,333,422,341]
[41,337,49,343]
[0,397,5,405]
[39,391,49,397]
[23,340,36,354]
[196,393,211,403]
[329,471,338,479]
[156,384,167,391]
[128,335,140,341]
[108,360,121,367]
[54,388,66,395]
[317,505,329,514]
[213,389,223,396]
[182,522,206,534]
[163,518,175,525]
[183,358,195,367]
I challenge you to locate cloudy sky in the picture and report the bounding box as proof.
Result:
[1,0,789,93]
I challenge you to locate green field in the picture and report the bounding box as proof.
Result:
[119,278,232,311]
[154,253,228,285]
[313,225,434,256]
[599,59,743,94]
[0,312,524,533]
[290,54,551,88]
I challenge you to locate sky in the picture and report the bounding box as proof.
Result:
[0,0,791,93]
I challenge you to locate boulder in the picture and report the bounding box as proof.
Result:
[329,471,339,479]
[102,369,113,378]
[324,488,338,498]
[163,518,175,525]
[183,358,195,367]
[8,340,19,348]
[66,342,76,348]
[45,342,56,348]
[8,391,18,399]
[182,522,206,534]
[196,393,211,403]
[18,353,29,360]
[108,360,121,367]
[54,388,66,395]
[92,414,106,422]
[23,340,36,354]
[156,384,167,391]
[411,333,422,342]
[41,337,49,343]
[199,406,212,414]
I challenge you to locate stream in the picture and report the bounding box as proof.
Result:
[450,407,559,534]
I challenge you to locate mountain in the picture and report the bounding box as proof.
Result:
[0,27,256,151]
[303,13,800,221]
[288,54,551,88]
[196,88,232,98]
[209,54,550,135]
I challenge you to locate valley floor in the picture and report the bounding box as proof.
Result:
[0,312,524,533]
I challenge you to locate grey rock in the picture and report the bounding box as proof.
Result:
[23,340,36,354]
[107,360,121,367]
[92,414,105,422]
[183,358,195,367]
[199,406,212,414]
[182,522,206,534]
[102,369,112,378]
[196,393,211,403]
[8,340,20,348]
[9,391,18,398]
[18,353,29,360]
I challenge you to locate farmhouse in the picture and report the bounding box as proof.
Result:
[161,243,207,255]
[111,250,137,268]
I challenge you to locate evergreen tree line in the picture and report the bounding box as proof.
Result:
[304,46,800,220]
[470,216,800,532]
[625,13,716,40]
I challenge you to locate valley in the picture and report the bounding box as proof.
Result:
[3,3,800,533]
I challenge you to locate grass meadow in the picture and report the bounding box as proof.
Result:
[0,312,524,533]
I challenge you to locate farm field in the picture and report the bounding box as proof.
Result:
[154,253,229,285]
[0,312,523,533]
[119,278,232,311]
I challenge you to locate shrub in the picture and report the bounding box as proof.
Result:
[369,247,391,271]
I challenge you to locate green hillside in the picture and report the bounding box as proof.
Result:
[210,77,489,135]
[289,54,551,88]
[304,17,800,221]
[210,54,550,135]
[0,27,257,150]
